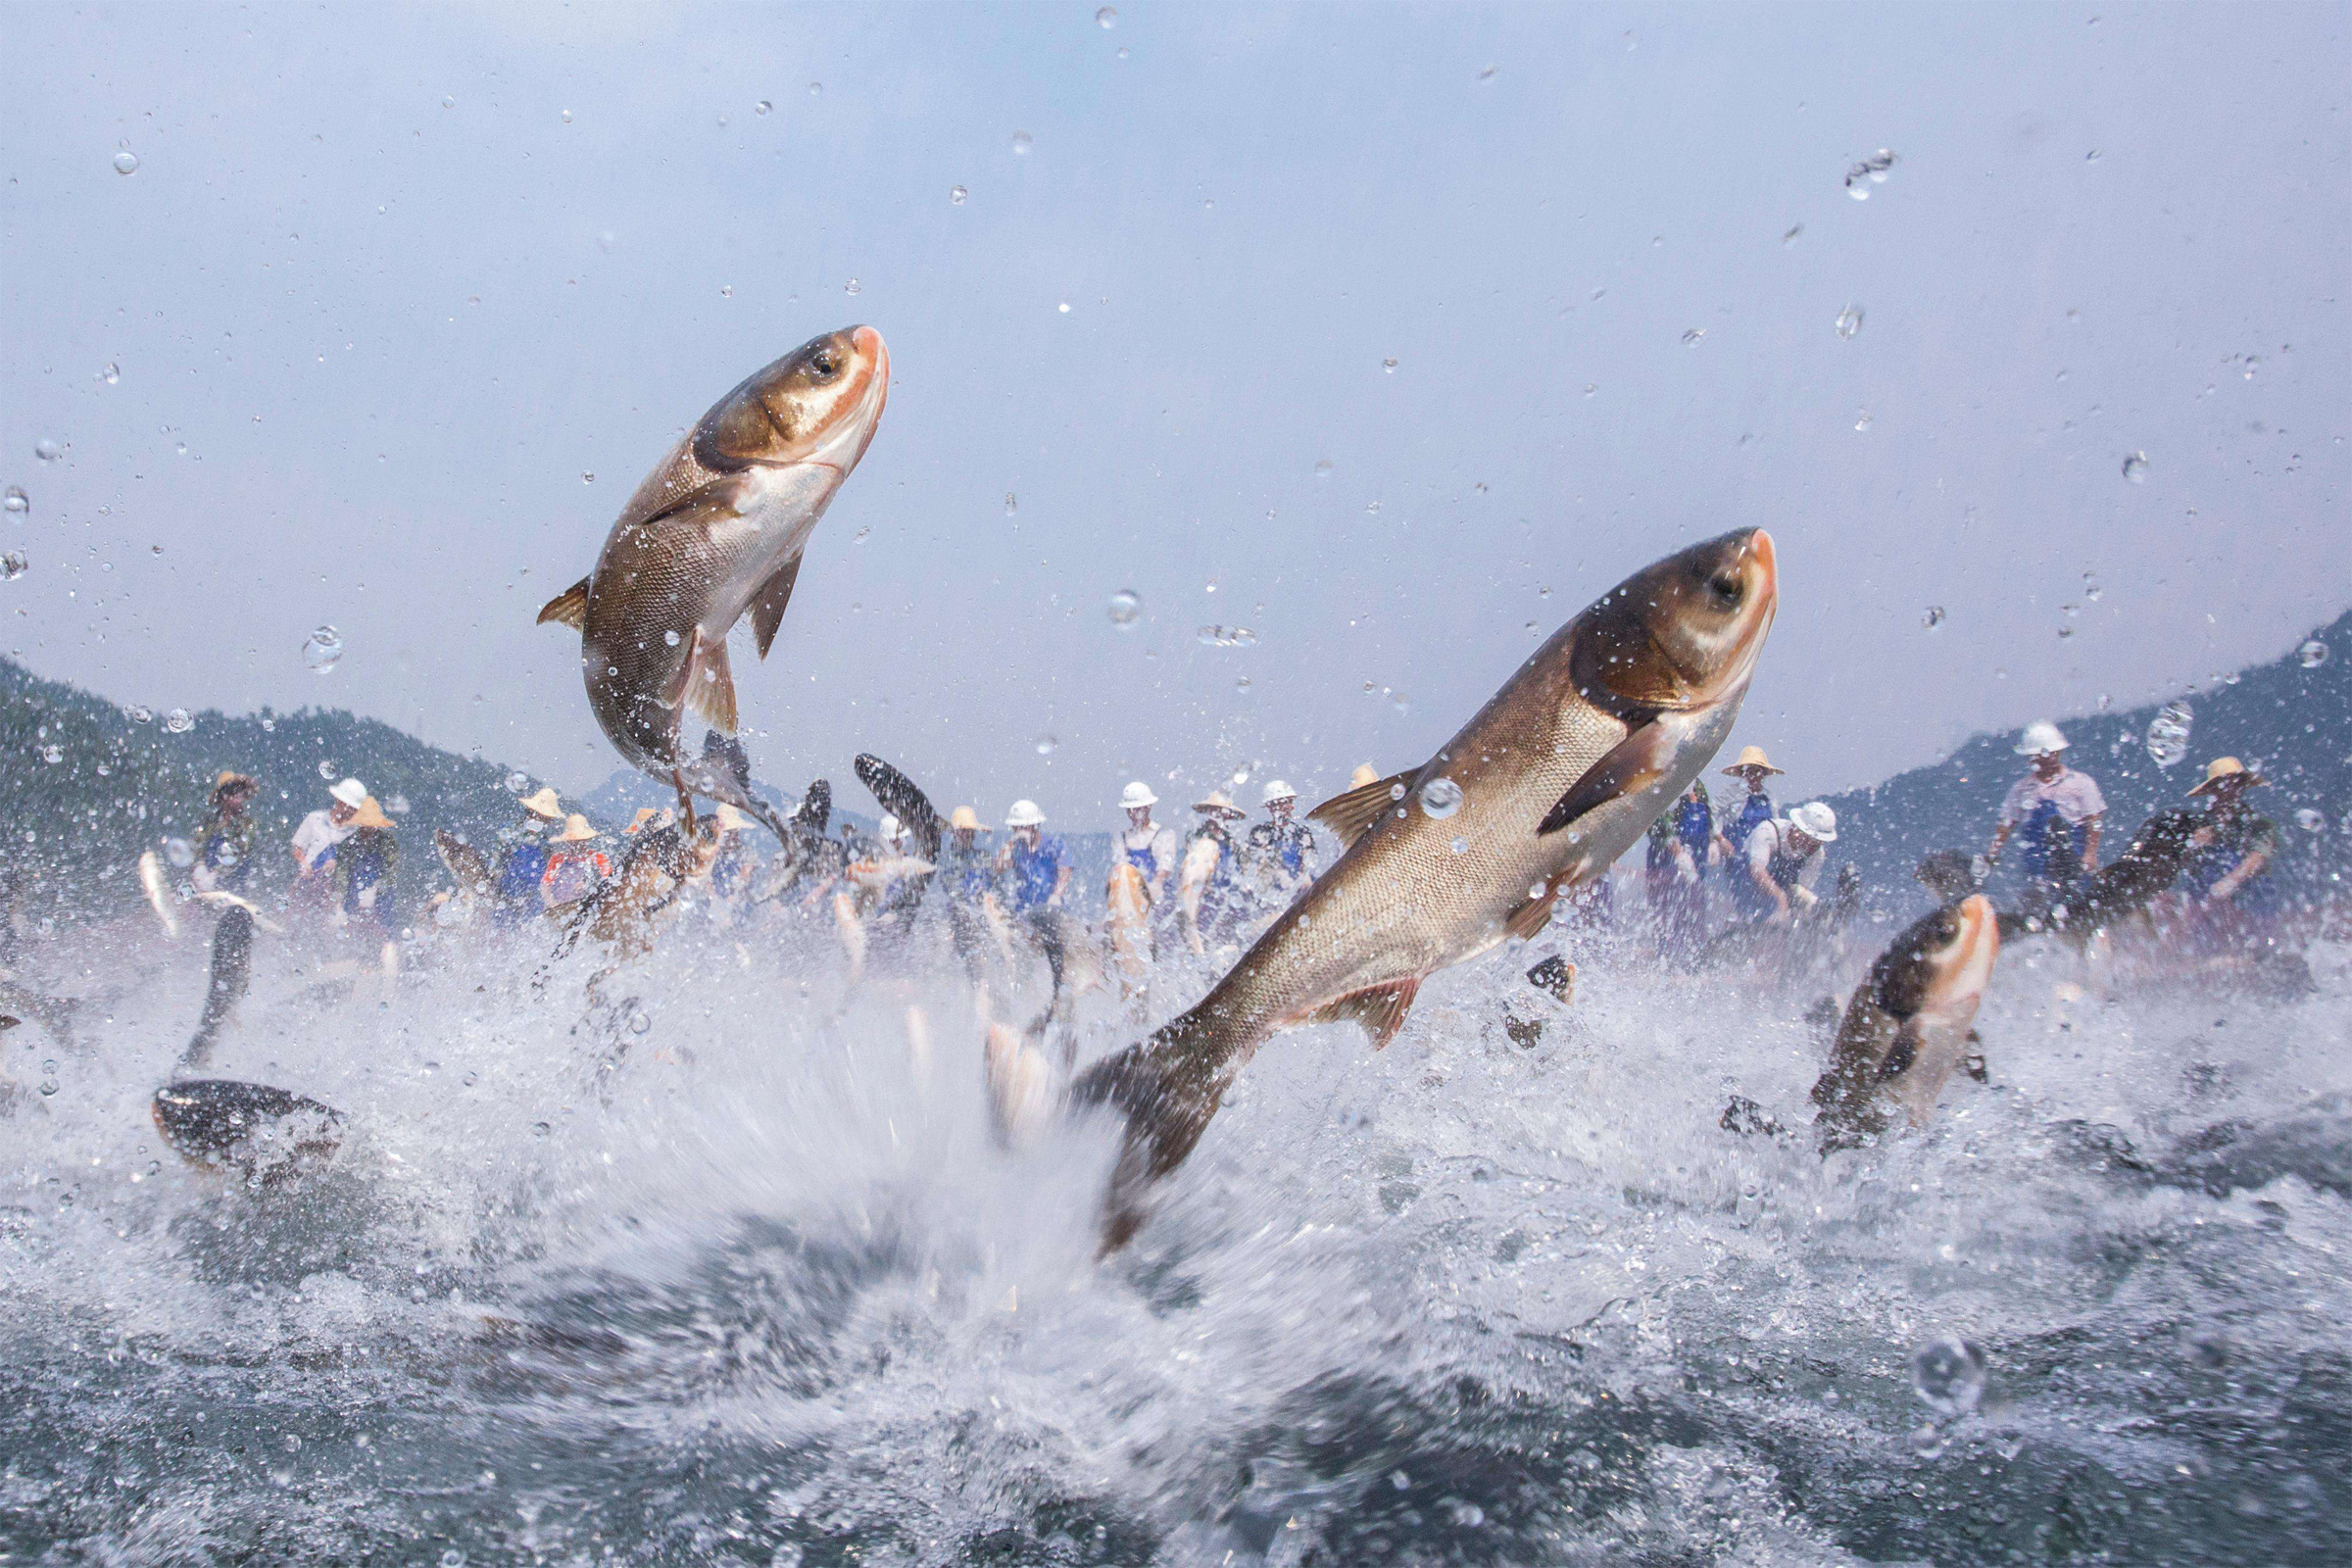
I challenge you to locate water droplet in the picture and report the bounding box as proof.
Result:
[1477,64,1497,82]
[1390,692,1409,715]
[1382,357,1398,372]
[580,470,595,484]
[661,628,683,650]
[950,184,967,205]
[719,284,733,298]
[2122,451,2148,483]
[387,795,409,815]
[1910,1338,1987,1415]
[532,1120,552,1139]
[1196,625,1256,648]
[127,705,152,724]
[164,837,195,869]
[1836,304,1864,339]
[1782,223,1803,245]
[1034,734,1057,756]
[808,80,822,96]
[113,149,140,175]
[442,95,455,109]
[2297,638,2329,668]
[1011,129,1033,155]
[755,99,772,116]
[34,439,63,463]
[1096,5,1118,25]
[318,760,338,780]
[1003,492,1017,515]
[2295,808,2326,833]
[2,486,24,514]
[2146,700,2193,768]
[160,707,191,734]
[39,744,61,764]
[440,1552,466,1568]
[2242,355,2261,380]
[38,1079,59,1097]
[99,362,120,385]
[1235,674,1253,694]
[302,625,343,674]
[1313,458,1334,478]
[1682,328,1704,346]
[2,552,27,580]
[1843,148,1896,199]
[1056,301,1070,314]
[1923,606,1945,630]
[1420,777,1464,818]
[1106,588,1142,629]
[1853,411,1873,432]
[1908,1422,1949,1459]
[1583,383,1596,398]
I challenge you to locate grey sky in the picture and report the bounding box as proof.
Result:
[5,2,2344,827]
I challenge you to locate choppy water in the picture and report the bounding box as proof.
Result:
[4,904,2350,1566]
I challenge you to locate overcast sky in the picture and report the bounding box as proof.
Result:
[4,3,2344,825]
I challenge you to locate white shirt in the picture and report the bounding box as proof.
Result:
[1744,818,1825,894]
[291,808,353,872]
[1997,767,2106,828]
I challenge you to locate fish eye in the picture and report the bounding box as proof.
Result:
[1705,569,1743,606]
[808,350,840,378]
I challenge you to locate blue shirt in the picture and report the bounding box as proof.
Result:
[1727,793,1776,858]
[1004,834,1067,911]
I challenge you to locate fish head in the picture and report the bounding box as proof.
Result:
[1572,527,1777,714]
[1875,893,1998,1022]
[691,325,890,478]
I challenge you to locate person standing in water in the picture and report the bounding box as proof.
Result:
[192,771,261,896]
[1111,782,1180,907]
[996,799,1071,987]
[291,777,367,921]
[1247,780,1318,905]
[331,795,400,944]
[1647,779,1714,957]
[493,786,565,928]
[540,814,612,908]
[2179,757,2283,957]
[1986,720,2105,922]
[1184,791,1250,946]
[1716,747,1783,870]
[1739,802,1837,925]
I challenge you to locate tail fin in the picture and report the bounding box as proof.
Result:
[1066,1007,1234,1253]
[183,906,254,1068]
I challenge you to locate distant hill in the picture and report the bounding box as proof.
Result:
[0,659,562,918]
[1817,610,2352,913]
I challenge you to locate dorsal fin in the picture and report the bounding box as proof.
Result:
[536,576,591,631]
[1307,769,1414,850]
[1296,977,1420,1050]
[676,626,739,733]
[748,555,805,660]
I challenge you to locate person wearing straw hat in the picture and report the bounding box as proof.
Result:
[2179,757,2282,953]
[1112,781,1181,906]
[1739,801,1837,925]
[540,814,612,907]
[329,794,401,941]
[192,771,260,895]
[493,785,567,928]
[1986,719,2106,920]
[1181,790,1250,944]
[1717,746,1785,869]
[939,806,994,906]
[1247,779,1318,902]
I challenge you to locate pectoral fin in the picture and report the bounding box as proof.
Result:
[1538,718,1679,836]
[748,556,805,660]
[1502,885,1559,943]
[1877,1017,1925,1081]
[537,577,591,631]
[1307,770,1413,850]
[1298,977,1420,1050]
[674,627,739,733]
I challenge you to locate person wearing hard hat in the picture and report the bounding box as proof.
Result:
[1246,779,1318,903]
[1986,720,2106,920]
[493,785,566,928]
[1716,746,1785,870]
[1112,781,1180,906]
[2180,757,2283,955]
[994,801,1070,913]
[1739,801,1837,925]
[289,775,369,922]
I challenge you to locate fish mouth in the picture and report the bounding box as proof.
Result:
[809,326,890,476]
[1672,527,1779,710]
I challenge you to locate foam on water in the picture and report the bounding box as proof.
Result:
[4,905,2350,1563]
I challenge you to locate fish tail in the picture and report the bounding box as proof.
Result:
[1067,988,1257,1252]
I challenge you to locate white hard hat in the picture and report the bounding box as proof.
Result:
[328,777,368,808]
[1260,779,1297,806]
[878,812,905,843]
[1788,802,1838,843]
[1119,781,1158,809]
[2015,719,2070,756]
[1004,799,1046,828]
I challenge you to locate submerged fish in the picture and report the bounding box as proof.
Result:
[1070,528,1779,1248]
[539,326,890,839]
[1808,893,2000,1151]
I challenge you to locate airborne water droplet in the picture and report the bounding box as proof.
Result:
[318,760,337,780]
[2122,451,2149,483]
[2146,700,2193,767]
[1,552,27,580]
[34,439,63,462]
[1011,129,1033,155]
[113,150,140,175]
[1682,328,1704,346]
[663,629,681,647]
[1419,777,1463,818]
[950,184,967,205]
[2,486,24,514]
[1843,148,1896,199]
[1034,734,1057,756]
[2297,639,2330,668]
[100,362,120,384]
[1910,1338,1987,1416]
[302,625,344,674]
[1096,5,1118,26]
[2295,808,2326,833]
[755,99,772,116]
[1836,304,1863,339]
[1106,589,1142,629]
[160,708,190,732]
[1382,357,1397,372]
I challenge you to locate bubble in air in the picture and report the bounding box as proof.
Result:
[2,487,23,514]
[302,625,343,674]
[1923,606,1945,631]
[1419,777,1464,819]
[1011,129,1033,155]
[1836,304,1864,339]
[1106,589,1142,629]
[1910,1338,1987,1416]
[113,150,140,175]
[2122,451,2148,484]
[2145,700,2193,768]
[1843,148,1896,199]
[950,184,967,205]
[2296,638,2328,668]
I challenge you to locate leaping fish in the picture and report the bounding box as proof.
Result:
[1067,528,1780,1250]
[538,326,890,840]
[1808,894,2000,1150]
